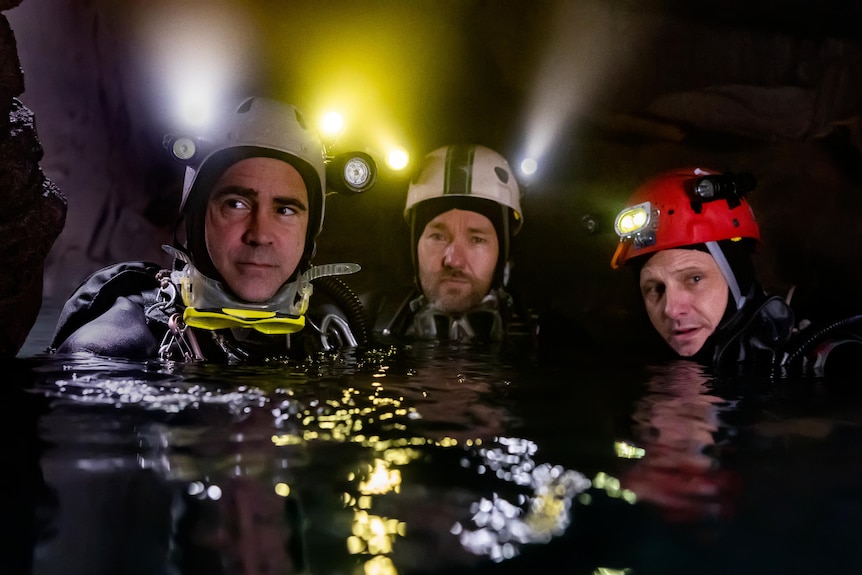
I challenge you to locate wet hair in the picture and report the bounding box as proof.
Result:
[183,146,322,287]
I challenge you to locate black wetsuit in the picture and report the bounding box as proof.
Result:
[50,261,369,362]
[679,290,862,378]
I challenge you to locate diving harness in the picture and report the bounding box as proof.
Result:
[150,245,361,361]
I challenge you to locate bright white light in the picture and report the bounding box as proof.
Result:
[321,111,345,137]
[520,158,538,176]
[177,88,215,129]
[134,3,259,133]
[519,2,633,180]
[386,147,409,171]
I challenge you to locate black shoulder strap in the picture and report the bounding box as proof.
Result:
[372,286,420,337]
[51,261,165,349]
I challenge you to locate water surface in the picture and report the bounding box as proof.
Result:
[6,338,862,575]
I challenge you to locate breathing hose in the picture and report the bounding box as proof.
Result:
[311,275,371,346]
[781,314,862,367]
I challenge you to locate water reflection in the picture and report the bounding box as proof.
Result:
[618,361,740,524]
[20,344,607,575]
[17,346,862,574]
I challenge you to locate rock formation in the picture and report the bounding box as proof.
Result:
[0,0,67,357]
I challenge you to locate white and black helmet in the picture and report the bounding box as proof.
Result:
[405,144,523,286]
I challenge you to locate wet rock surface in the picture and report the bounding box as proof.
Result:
[0,6,67,357]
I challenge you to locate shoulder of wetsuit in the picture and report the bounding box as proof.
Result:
[711,294,796,375]
[51,261,166,350]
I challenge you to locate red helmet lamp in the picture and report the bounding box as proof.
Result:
[611,168,761,269]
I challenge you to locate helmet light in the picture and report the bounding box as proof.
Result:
[614,201,653,237]
[694,177,717,198]
[691,173,755,210]
[163,134,204,164]
[344,156,372,188]
[327,152,378,194]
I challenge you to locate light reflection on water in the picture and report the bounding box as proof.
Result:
[8,344,862,574]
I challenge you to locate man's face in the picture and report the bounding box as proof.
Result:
[638,248,729,357]
[417,208,499,314]
[205,157,309,302]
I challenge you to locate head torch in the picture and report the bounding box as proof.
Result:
[326,152,377,194]
[613,201,658,248]
[613,172,756,242]
[690,172,755,212]
[163,134,378,195]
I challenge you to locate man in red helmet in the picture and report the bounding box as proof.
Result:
[611,168,796,373]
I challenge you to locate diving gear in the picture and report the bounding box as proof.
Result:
[406,291,507,342]
[163,245,360,335]
[611,168,760,269]
[158,313,204,362]
[708,294,795,374]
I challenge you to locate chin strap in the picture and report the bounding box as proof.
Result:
[705,241,744,311]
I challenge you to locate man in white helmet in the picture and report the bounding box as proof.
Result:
[373,144,534,343]
[50,96,370,361]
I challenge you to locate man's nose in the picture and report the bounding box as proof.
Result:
[663,285,690,318]
[242,210,275,245]
[442,240,465,268]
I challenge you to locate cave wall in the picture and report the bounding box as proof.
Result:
[0,0,66,358]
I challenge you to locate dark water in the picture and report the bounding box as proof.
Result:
[5,336,862,575]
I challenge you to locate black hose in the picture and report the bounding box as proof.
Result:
[782,314,862,366]
[311,276,371,346]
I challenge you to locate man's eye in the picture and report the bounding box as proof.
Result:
[642,284,663,298]
[471,236,487,244]
[224,198,249,210]
[277,205,297,216]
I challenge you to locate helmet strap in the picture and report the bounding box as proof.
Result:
[705,241,745,311]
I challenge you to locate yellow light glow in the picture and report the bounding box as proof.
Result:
[321,111,345,137]
[614,203,651,236]
[359,459,402,495]
[386,148,409,171]
[363,555,397,575]
[347,535,365,554]
[614,441,646,459]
